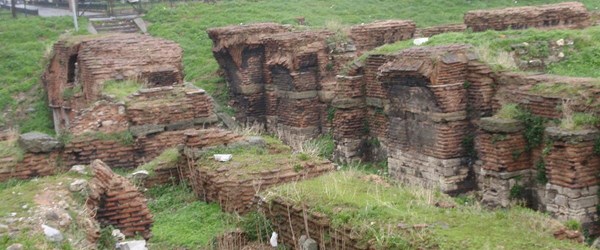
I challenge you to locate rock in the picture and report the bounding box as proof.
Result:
[17,132,61,153]
[413,37,429,46]
[0,224,8,234]
[69,165,88,175]
[41,224,63,242]
[214,154,232,162]
[298,235,318,250]
[112,229,126,241]
[129,170,149,180]
[6,243,23,250]
[269,232,278,247]
[116,240,147,250]
[556,38,565,46]
[69,179,88,192]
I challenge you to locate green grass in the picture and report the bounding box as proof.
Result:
[144,0,600,109]
[0,11,88,134]
[73,131,135,145]
[102,80,143,102]
[560,112,600,130]
[495,103,524,120]
[197,135,325,176]
[136,148,180,176]
[263,170,589,249]
[145,183,236,249]
[359,26,600,77]
[0,140,24,162]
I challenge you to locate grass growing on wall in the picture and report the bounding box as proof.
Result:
[360,25,600,77]
[264,170,589,249]
[0,11,88,134]
[144,0,600,107]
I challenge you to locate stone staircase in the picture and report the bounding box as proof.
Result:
[90,17,142,34]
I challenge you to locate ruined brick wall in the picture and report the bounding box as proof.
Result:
[350,20,416,52]
[0,152,60,181]
[377,45,476,193]
[127,85,217,133]
[493,73,597,119]
[43,34,184,134]
[415,24,467,38]
[191,161,334,214]
[464,2,591,32]
[261,198,368,250]
[76,34,183,102]
[62,129,192,169]
[86,160,153,240]
[209,21,418,146]
[208,23,290,125]
[475,117,531,207]
[69,101,128,135]
[542,128,600,225]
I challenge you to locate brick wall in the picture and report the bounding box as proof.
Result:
[465,2,591,32]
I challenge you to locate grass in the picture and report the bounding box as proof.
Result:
[0,173,93,250]
[144,0,600,110]
[73,131,135,145]
[145,183,236,249]
[102,80,142,102]
[0,10,88,134]
[494,103,524,120]
[0,140,24,163]
[197,135,325,176]
[263,170,588,249]
[560,112,599,130]
[136,148,180,176]
[358,26,600,77]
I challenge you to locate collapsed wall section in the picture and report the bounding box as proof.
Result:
[86,159,153,240]
[464,2,591,32]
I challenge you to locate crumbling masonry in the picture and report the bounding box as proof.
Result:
[210,2,599,243]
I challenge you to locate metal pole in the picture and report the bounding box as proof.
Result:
[71,0,78,31]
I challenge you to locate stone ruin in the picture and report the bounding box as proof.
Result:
[208,2,600,242]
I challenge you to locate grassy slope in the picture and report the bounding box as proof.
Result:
[144,0,600,103]
[265,171,588,249]
[0,11,87,134]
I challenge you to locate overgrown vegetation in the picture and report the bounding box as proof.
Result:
[263,171,587,249]
[0,140,25,163]
[197,136,325,176]
[76,131,135,146]
[136,148,180,176]
[102,80,143,102]
[495,103,523,120]
[146,183,236,249]
[560,112,599,130]
[0,11,88,134]
[359,25,600,77]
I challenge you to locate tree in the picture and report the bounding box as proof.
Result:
[10,0,16,18]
